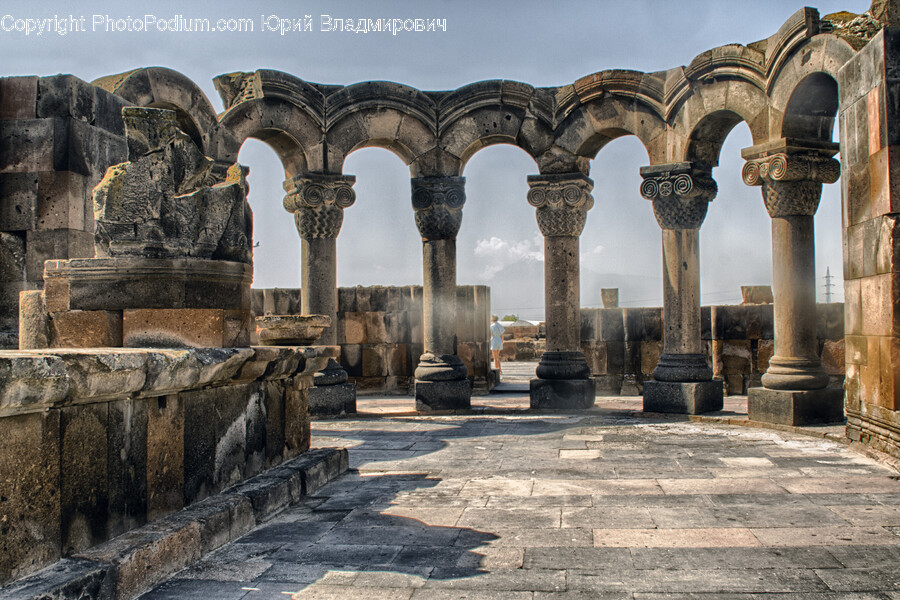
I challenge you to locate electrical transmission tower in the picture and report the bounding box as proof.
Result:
[824,266,835,303]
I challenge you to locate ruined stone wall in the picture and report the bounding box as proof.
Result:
[582,304,845,396]
[0,76,129,348]
[252,285,492,394]
[0,345,327,584]
[838,27,900,457]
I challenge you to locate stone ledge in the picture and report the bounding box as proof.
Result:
[0,346,330,416]
[0,447,348,600]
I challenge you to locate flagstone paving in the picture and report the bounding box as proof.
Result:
[138,395,900,599]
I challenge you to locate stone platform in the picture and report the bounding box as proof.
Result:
[125,405,900,599]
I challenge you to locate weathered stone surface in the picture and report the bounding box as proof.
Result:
[123,308,224,348]
[415,379,472,411]
[741,285,774,304]
[530,377,596,409]
[50,310,122,348]
[147,395,185,521]
[0,352,68,411]
[18,290,48,349]
[308,382,357,416]
[748,386,845,426]
[0,411,61,583]
[643,380,724,414]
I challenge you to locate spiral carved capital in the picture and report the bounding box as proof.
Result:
[639,163,716,230]
[283,174,356,213]
[411,176,466,241]
[527,173,594,237]
[284,174,356,239]
[741,152,839,217]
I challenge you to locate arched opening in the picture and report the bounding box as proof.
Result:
[339,148,422,287]
[146,101,204,151]
[457,144,540,391]
[585,134,660,395]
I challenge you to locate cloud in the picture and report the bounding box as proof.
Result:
[473,236,543,279]
[579,243,605,272]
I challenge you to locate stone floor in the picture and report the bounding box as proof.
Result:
[137,364,900,599]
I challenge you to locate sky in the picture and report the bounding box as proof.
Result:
[0,0,868,320]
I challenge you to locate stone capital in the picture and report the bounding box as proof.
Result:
[411,176,466,241]
[283,173,356,240]
[639,162,717,230]
[527,173,594,237]
[741,140,841,218]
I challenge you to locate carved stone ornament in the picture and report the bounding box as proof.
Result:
[283,174,356,240]
[526,173,594,237]
[93,107,253,263]
[742,152,840,218]
[411,176,466,241]
[639,162,717,230]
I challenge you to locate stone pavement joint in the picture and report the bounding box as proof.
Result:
[134,409,900,599]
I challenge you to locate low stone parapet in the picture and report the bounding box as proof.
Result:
[0,345,329,585]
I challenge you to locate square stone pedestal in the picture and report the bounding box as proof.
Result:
[308,383,357,417]
[747,387,844,426]
[530,378,596,409]
[643,380,723,414]
[415,379,472,411]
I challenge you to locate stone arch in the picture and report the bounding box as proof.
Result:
[217,96,322,178]
[325,81,437,173]
[551,94,664,167]
[766,33,855,138]
[437,80,553,171]
[92,67,219,155]
[672,78,770,167]
[780,72,840,141]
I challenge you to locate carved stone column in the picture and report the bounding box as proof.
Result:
[639,162,723,414]
[527,173,596,409]
[283,173,357,415]
[411,176,471,411]
[742,140,843,425]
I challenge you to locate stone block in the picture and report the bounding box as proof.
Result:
[343,312,366,344]
[821,339,846,375]
[361,344,386,377]
[308,382,357,416]
[338,343,361,377]
[123,308,224,348]
[605,340,625,374]
[594,374,623,395]
[244,385,268,481]
[640,341,661,377]
[50,310,123,348]
[740,285,773,304]
[581,342,607,375]
[500,340,517,362]
[147,395,185,521]
[847,160,872,226]
[35,171,87,231]
[354,376,386,394]
[0,76,38,120]
[284,385,310,459]
[757,339,774,373]
[263,380,285,468]
[643,380,724,415]
[18,289,48,349]
[383,310,408,343]
[337,286,356,313]
[0,119,61,174]
[816,302,845,340]
[60,403,110,556]
[530,378,596,409]
[747,387,845,426]
[879,335,900,410]
[25,229,94,281]
[415,378,472,411]
[0,411,61,583]
[0,173,38,231]
[107,398,148,539]
[365,311,388,343]
[223,309,252,347]
[408,310,424,344]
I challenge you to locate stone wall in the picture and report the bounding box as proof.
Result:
[252,285,492,394]
[0,76,129,348]
[581,303,845,396]
[0,345,327,584]
[838,27,900,458]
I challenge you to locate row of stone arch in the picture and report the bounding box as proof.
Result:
[89,6,865,414]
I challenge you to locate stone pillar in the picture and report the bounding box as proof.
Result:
[283,173,357,415]
[527,173,596,408]
[639,162,723,414]
[411,176,471,411]
[742,141,843,425]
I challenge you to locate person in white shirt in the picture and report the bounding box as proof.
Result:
[489,314,505,373]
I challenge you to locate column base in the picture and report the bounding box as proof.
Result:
[530,378,596,409]
[415,379,472,411]
[643,380,723,414]
[653,353,713,382]
[308,382,357,417]
[747,387,844,426]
